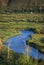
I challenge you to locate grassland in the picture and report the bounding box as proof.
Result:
[1,45,44,65]
[0,13,44,51]
[0,13,44,65]
[0,13,44,41]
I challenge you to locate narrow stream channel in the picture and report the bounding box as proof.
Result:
[5,30,44,60]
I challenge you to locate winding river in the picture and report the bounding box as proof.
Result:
[5,30,44,60]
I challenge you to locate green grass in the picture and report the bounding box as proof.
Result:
[0,13,44,52]
[0,21,44,42]
[0,45,44,65]
[30,34,44,46]
[0,13,44,42]
[0,13,44,65]
[26,34,44,52]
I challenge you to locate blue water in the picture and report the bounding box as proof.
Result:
[5,30,44,60]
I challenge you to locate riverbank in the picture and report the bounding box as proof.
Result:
[26,34,44,54]
[0,45,44,65]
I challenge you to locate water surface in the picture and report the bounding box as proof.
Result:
[5,30,44,60]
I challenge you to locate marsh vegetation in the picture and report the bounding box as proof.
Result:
[0,13,44,65]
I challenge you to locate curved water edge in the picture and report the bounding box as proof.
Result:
[5,30,44,60]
